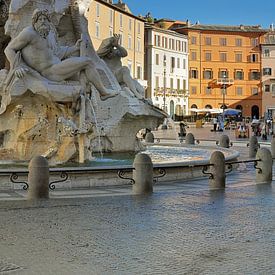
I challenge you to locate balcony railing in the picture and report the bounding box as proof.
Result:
[154,88,189,97]
[216,78,234,85]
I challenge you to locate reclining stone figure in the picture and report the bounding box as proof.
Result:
[1,9,118,114]
[97,34,145,99]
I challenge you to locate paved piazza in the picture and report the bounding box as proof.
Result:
[0,125,274,274]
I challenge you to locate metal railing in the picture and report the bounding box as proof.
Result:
[0,155,268,191]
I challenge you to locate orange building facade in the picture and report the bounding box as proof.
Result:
[173,24,267,118]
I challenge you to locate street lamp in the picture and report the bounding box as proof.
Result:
[222,72,227,122]
[161,54,168,130]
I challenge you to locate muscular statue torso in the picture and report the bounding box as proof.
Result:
[20,27,60,73]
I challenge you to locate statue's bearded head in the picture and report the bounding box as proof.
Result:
[32,9,51,38]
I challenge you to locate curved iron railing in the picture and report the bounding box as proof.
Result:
[0,157,265,190]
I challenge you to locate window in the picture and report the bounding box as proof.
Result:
[191,86,197,94]
[191,51,197,61]
[236,87,243,96]
[182,79,186,91]
[177,58,180,68]
[205,52,211,61]
[190,69,198,79]
[251,38,258,47]
[235,70,244,80]
[220,52,227,62]
[220,38,227,46]
[205,37,211,45]
[109,28,113,38]
[120,14,123,28]
[155,76,159,90]
[137,65,142,79]
[163,37,168,48]
[263,49,270,57]
[154,35,160,47]
[177,40,181,51]
[263,68,272,75]
[271,84,275,96]
[249,71,260,80]
[235,38,242,47]
[171,39,175,50]
[137,39,141,52]
[235,52,242,62]
[264,85,270,92]
[203,69,213,79]
[183,59,186,69]
[138,23,141,34]
[191,36,197,45]
[218,70,228,78]
[95,22,100,38]
[251,87,258,95]
[171,57,175,71]
[205,87,212,95]
[177,79,180,91]
[170,78,174,90]
[155,54,159,65]
[250,54,258,62]
[96,3,100,17]
[129,19,132,31]
[109,10,113,25]
[128,36,132,49]
[183,41,187,52]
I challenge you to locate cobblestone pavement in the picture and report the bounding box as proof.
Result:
[0,126,274,274]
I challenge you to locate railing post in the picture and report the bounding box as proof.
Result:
[219,134,230,148]
[209,151,225,190]
[27,156,49,199]
[255,148,272,184]
[185,133,195,145]
[248,136,259,158]
[132,153,153,195]
[271,136,275,159]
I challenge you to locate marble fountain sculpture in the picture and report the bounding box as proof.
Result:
[0,0,166,165]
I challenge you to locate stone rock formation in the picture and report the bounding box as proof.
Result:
[0,0,165,165]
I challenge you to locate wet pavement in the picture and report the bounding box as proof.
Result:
[0,126,274,274]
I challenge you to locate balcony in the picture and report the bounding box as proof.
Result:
[208,78,234,88]
[216,78,234,85]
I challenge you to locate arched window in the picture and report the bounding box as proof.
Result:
[205,104,212,109]
[191,104,198,109]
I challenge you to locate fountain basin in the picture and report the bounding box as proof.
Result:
[0,143,239,190]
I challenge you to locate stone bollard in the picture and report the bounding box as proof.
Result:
[185,133,195,145]
[145,132,154,143]
[255,148,272,184]
[132,153,153,195]
[28,156,49,200]
[219,134,230,148]
[271,136,275,159]
[248,136,259,158]
[209,151,225,190]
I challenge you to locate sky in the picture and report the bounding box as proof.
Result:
[124,0,275,29]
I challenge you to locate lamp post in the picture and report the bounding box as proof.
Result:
[161,54,168,130]
[222,72,227,122]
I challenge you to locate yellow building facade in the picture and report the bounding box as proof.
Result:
[86,0,145,81]
[175,24,267,118]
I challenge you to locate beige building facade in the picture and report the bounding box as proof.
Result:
[86,0,146,82]
[261,29,275,121]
